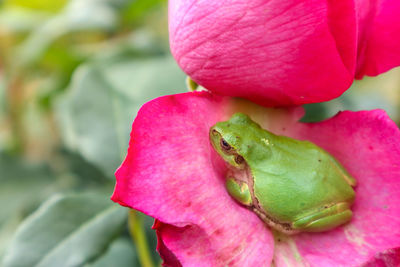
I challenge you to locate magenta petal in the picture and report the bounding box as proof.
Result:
[169,0,355,106]
[355,0,400,78]
[111,92,305,265]
[169,0,400,106]
[362,247,400,267]
[113,92,400,265]
[272,110,400,266]
[153,220,182,267]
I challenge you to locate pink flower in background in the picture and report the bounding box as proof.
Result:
[169,0,400,106]
[112,92,400,266]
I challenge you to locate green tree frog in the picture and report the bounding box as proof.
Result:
[209,113,356,234]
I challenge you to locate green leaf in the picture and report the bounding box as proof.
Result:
[56,55,186,177]
[0,7,50,33]
[0,155,53,224]
[2,193,127,267]
[121,0,166,25]
[0,214,22,263]
[86,237,139,267]
[15,0,119,67]
[0,77,6,143]
[302,68,400,123]
[3,0,68,13]
[0,154,58,259]
[300,102,328,123]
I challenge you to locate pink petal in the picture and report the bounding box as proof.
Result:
[355,0,400,78]
[112,92,400,266]
[169,0,400,106]
[169,0,355,106]
[272,110,400,266]
[112,92,306,266]
[362,247,400,267]
[153,220,182,267]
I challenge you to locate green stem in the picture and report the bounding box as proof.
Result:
[128,210,155,267]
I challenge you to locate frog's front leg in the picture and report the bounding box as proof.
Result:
[225,177,253,206]
[292,202,353,232]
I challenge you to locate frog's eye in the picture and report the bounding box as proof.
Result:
[220,138,232,151]
[235,155,244,164]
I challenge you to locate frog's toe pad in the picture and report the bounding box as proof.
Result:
[225,178,252,206]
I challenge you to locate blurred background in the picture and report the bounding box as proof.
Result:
[0,0,400,266]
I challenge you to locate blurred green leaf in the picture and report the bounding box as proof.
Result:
[0,154,57,259]
[300,102,328,123]
[0,74,5,117]
[56,55,186,177]
[0,154,53,225]
[121,0,166,25]
[302,67,400,123]
[15,0,119,67]
[0,7,50,33]
[3,0,68,13]
[90,30,167,63]
[86,237,139,267]
[0,215,21,263]
[2,193,127,267]
[59,149,112,188]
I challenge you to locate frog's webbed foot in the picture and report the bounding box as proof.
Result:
[225,177,253,206]
[292,202,352,232]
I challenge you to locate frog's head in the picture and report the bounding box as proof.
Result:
[209,113,266,169]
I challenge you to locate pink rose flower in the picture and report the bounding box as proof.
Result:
[169,0,400,106]
[112,92,400,266]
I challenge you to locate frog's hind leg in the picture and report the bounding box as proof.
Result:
[328,156,357,187]
[225,177,253,206]
[292,202,353,232]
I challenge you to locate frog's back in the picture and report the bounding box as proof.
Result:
[250,135,355,223]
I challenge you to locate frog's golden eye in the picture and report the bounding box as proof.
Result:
[220,138,232,151]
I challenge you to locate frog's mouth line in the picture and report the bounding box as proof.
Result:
[228,160,298,235]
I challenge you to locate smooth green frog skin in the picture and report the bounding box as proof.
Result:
[209,113,356,234]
